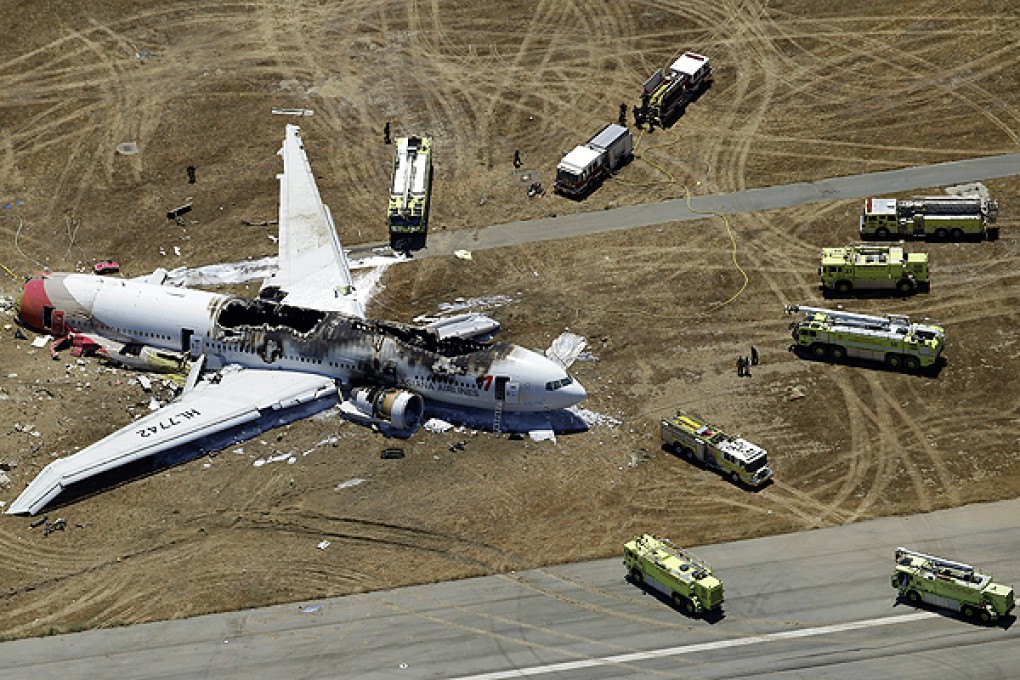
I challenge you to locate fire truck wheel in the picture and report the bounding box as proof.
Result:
[979,609,992,623]
[962,604,976,618]
[950,228,965,240]
[730,471,740,486]
[810,343,827,359]
[876,227,890,239]
[835,280,852,294]
[829,345,847,361]
[934,228,949,240]
[630,569,643,585]
[903,356,920,372]
[885,354,902,369]
[896,279,914,294]
[906,590,921,604]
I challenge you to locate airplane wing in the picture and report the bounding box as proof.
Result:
[6,367,338,515]
[260,124,365,318]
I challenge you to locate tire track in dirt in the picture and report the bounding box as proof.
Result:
[0,530,211,634]
[764,10,1020,150]
[0,5,265,266]
[233,507,523,571]
[780,374,884,526]
[838,373,935,520]
[655,5,1020,187]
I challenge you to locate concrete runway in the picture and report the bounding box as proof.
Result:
[2,498,1017,679]
[350,152,1020,259]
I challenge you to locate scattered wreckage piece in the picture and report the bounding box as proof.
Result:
[94,260,120,275]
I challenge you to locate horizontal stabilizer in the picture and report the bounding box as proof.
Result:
[6,367,337,515]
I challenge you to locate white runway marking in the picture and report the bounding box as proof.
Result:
[449,611,939,679]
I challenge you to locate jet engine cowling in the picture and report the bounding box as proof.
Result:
[347,387,425,433]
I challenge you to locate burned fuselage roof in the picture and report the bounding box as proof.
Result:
[217,297,325,335]
[214,297,492,359]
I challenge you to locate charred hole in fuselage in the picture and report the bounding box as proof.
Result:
[216,299,325,334]
[367,318,488,358]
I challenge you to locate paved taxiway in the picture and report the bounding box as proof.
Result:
[350,152,1020,260]
[2,498,1017,679]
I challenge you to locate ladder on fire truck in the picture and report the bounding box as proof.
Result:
[895,547,976,577]
[398,142,420,219]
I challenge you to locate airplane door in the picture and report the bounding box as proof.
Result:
[181,328,194,356]
[52,310,65,336]
[493,378,521,405]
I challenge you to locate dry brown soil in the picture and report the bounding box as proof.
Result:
[2,0,1020,638]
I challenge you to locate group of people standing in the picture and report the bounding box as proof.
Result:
[737,346,759,377]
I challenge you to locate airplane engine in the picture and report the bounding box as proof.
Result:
[348,387,425,432]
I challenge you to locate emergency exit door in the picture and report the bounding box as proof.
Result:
[494,376,520,404]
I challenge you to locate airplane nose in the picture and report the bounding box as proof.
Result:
[557,377,587,408]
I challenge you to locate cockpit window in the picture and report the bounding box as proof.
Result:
[546,376,573,391]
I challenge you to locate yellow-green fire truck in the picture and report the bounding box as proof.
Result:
[661,410,773,487]
[819,244,929,295]
[624,534,724,615]
[786,304,944,372]
[860,196,999,241]
[388,135,433,254]
[893,547,1015,623]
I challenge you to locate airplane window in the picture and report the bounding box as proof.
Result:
[546,376,574,391]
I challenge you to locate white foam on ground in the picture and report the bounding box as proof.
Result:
[350,255,402,310]
[568,406,621,428]
[945,182,990,200]
[438,295,516,314]
[164,257,278,287]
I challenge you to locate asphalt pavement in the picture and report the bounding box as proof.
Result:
[350,153,1020,260]
[2,498,1017,679]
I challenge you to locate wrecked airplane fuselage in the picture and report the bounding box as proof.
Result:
[203,296,582,418]
[18,272,586,431]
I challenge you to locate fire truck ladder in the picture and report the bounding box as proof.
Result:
[895,547,976,576]
[785,305,910,330]
[400,139,420,218]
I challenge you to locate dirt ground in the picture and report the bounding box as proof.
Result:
[2,0,1020,639]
